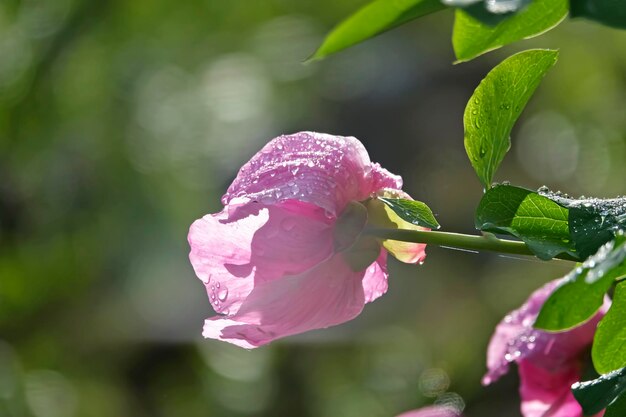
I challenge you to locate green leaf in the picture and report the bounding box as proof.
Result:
[378,197,440,229]
[593,278,626,374]
[540,191,626,259]
[464,49,558,189]
[605,391,626,417]
[475,185,576,260]
[452,0,568,62]
[535,233,626,331]
[571,0,626,30]
[572,367,626,415]
[311,0,446,60]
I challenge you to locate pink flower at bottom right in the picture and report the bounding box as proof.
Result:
[483,279,610,417]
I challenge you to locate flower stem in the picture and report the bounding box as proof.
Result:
[364,228,578,262]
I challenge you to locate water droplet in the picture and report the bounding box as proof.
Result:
[479,147,487,158]
[217,286,228,301]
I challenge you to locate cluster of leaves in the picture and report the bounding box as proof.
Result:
[463,49,626,415]
[313,1,626,413]
[312,0,625,63]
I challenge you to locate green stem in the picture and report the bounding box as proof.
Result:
[364,228,578,262]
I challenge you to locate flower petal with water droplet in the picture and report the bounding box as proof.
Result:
[222,132,402,217]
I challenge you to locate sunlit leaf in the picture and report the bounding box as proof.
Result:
[452,0,567,62]
[311,0,446,60]
[535,233,626,331]
[475,184,575,260]
[464,49,558,189]
[593,279,626,374]
[378,197,440,229]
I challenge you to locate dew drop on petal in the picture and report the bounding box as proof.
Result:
[217,286,228,301]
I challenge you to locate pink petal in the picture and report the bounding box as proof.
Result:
[395,405,464,417]
[362,249,389,303]
[483,279,609,385]
[518,360,585,417]
[202,253,368,348]
[371,162,403,191]
[188,200,334,316]
[223,132,403,217]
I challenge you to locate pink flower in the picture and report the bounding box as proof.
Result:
[483,279,610,417]
[188,132,427,348]
[395,405,464,417]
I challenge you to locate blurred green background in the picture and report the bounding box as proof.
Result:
[0,1,625,416]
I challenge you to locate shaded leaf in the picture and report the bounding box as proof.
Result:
[535,232,626,331]
[571,0,626,30]
[605,390,626,417]
[378,197,440,229]
[452,0,567,62]
[311,0,446,60]
[572,367,626,415]
[540,190,626,259]
[475,185,575,260]
[593,278,626,374]
[464,49,558,189]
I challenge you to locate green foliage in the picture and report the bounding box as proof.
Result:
[452,0,568,62]
[593,279,626,374]
[605,391,626,417]
[311,0,446,60]
[540,192,626,259]
[535,233,626,331]
[571,0,626,29]
[378,197,440,229]
[475,185,575,260]
[464,49,558,189]
[572,367,626,416]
